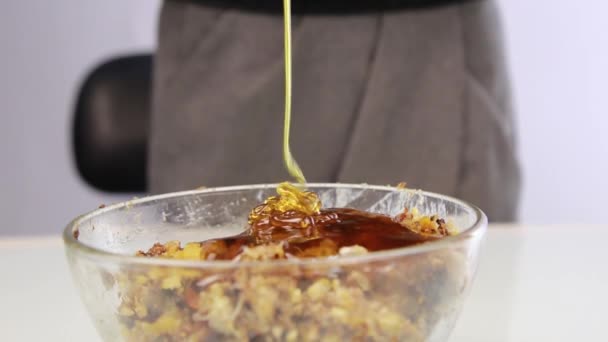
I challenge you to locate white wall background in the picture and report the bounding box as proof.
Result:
[0,0,606,235]
[500,1,608,223]
[0,0,160,235]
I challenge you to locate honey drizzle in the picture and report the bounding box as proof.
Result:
[282,0,306,185]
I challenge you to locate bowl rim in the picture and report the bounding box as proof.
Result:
[63,183,487,269]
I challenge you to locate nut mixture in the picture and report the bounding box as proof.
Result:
[114,184,460,341]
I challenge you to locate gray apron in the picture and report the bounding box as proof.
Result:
[148,0,521,221]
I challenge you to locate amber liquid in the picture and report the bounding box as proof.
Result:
[197,208,438,260]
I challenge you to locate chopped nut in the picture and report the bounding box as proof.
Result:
[161,274,182,290]
[338,245,369,256]
[182,242,203,260]
[330,307,348,323]
[306,279,331,301]
[286,329,299,342]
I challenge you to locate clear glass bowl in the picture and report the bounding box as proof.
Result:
[64,184,487,342]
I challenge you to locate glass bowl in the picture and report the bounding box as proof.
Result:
[64,183,487,342]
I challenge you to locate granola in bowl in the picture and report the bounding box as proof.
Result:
[113,183,464,341]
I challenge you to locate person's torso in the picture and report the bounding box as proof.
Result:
[174,0,478,14]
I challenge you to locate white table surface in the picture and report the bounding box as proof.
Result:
[2,224,607,341]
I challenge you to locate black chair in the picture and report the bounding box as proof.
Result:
[73,55,153,193]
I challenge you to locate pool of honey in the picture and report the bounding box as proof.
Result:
[189,207,439,260]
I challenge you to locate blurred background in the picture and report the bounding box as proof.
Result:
[1,0,606,235]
